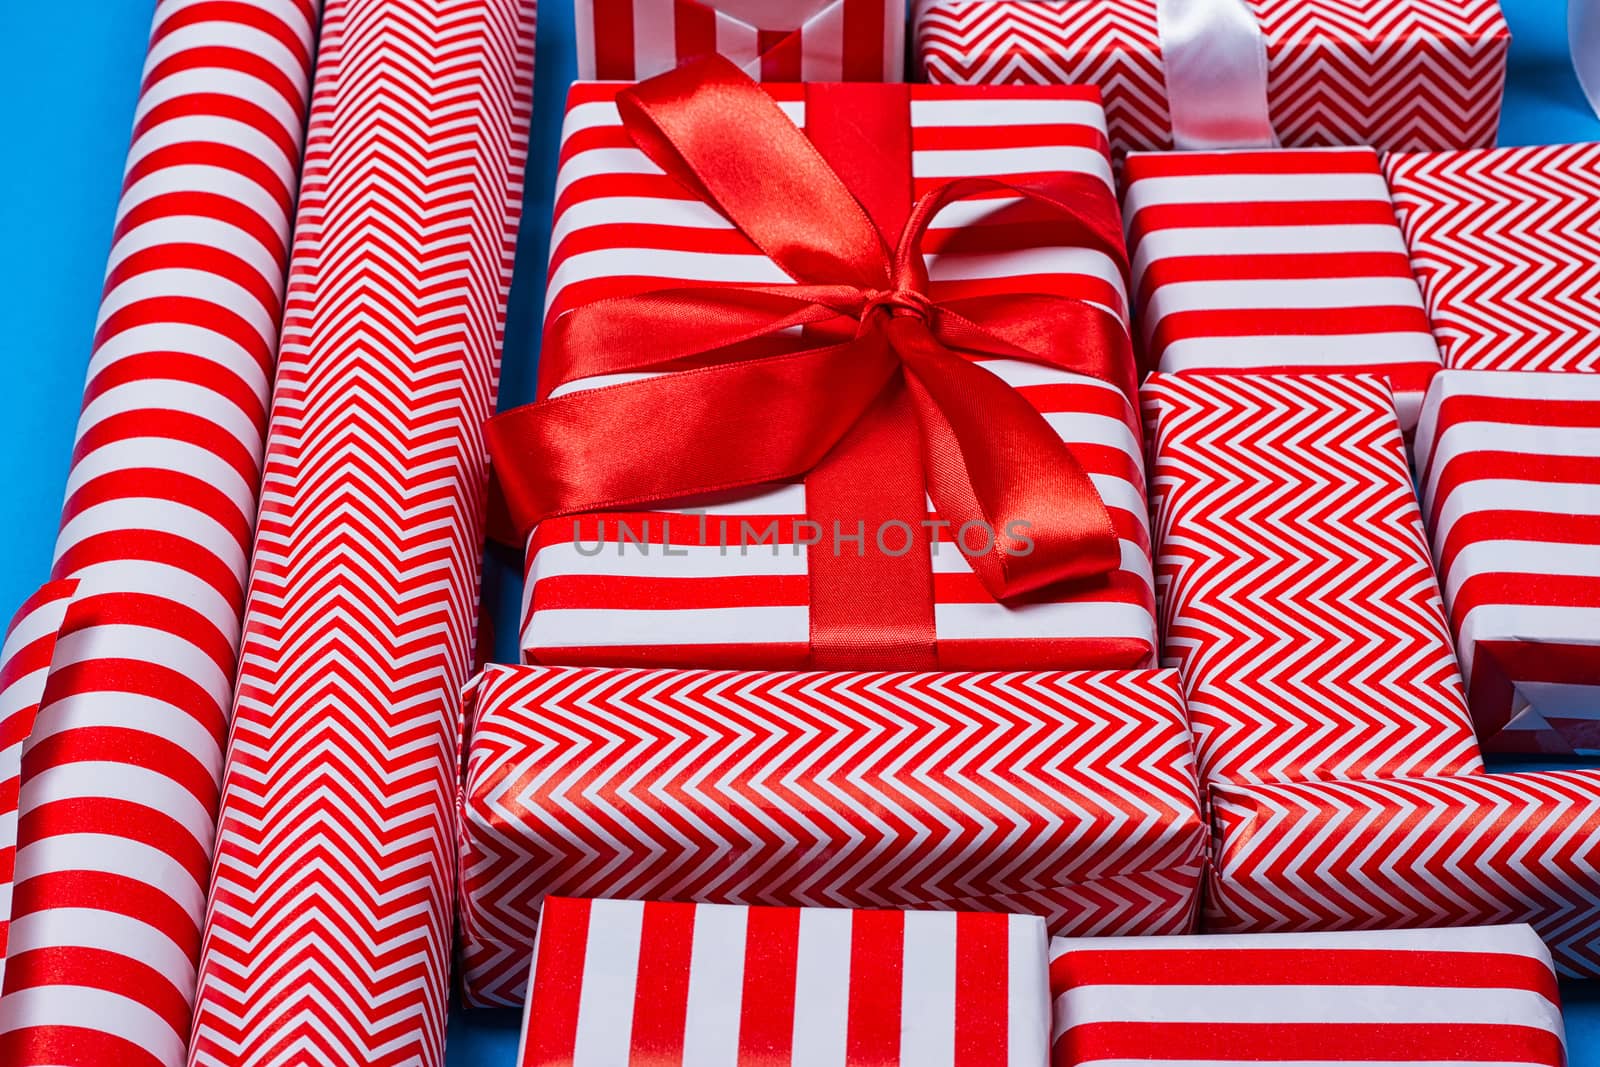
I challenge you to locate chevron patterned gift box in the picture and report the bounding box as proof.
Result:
[513,79,1156,672]
[1142,373,1483,788]
[914,0,1508,157]
[578,0,905,82]
[1208,770,1600,977]
[1415,370,1600,755]
[517,897,1051,1067]
[458,663,1207,1007]
[1047,925,1567,1067]
[1122,147,1443,431]
[1386,142,1600,373]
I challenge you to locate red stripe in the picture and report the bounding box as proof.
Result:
[842,0,886,80]
[630,900,697,1063]
[758,29,799,82]
[674,1,718,70]
[955,913,1010,1067]
[524,898,591,1065]
[847,910,904,1064]
[738,904,800,1061]
[590,0,637,77]
[1057,1020,1565,1063]
[1125,148,1380,180]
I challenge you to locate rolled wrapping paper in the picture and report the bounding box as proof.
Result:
[186,0,535,1063]
[0,2,318,1064]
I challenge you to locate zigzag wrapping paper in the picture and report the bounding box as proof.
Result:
[1142,373,1482,788]
[522,82,1157,672]
[458,664,1207,1007]
[518,897,1050,1067]
[1386,142,1600,373]
[0,581,76,989]
[578,0,905,81]
[1208,770,1600,977]
[1047,925,1566,1067]
[1122,148,1442,430]
[1415,370,1600,755]
[914,0,1508,156]
[0,3,318,1063]
[186,1,535,1064]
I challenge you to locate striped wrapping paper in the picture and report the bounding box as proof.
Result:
[0,581,76,988]
[914,0,1508,157]
[523,82,1157,672]
[458,663,1207,1006]
[577,0,905,82]
[519,897,1051,1067]
[1386,142,1600,372]
[0,2,318,1063]
[1048,925,1566,1067]
[1208,770,1600,977]
[1415,370,1600,755]
[1122,147,1442,430]
[1142,373,1483,788]
[185,1,535,1063]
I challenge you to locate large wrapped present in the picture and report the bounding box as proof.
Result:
[1209,770,1600,976]
[1386,142,1600,373]
[1048,925,1566,1067]
[1123,147,1442,430]
[915,0,1508,156]
[458,663,1206,1006]
[490,61,1156,672]
[1142,373,1482,788]
[1415,370,1600,755]
[578,0,906,81]
[517,897,1050,1067]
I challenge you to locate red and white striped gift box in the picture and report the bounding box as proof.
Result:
[578,0,905,81]
[915,0,1508,157]
[1386,142,1600,373]
[519,897,1051,1067]
[1415,370,1600,755]
[1048,925,1566,1067]
[459,663,1206,1007]
[1122,148,1442,430]
[523,81,1156,672]
[1208,770,1600,977]
[1142,373,1482,788]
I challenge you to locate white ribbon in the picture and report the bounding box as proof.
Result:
[1156,0,1278,149]
[1575,0,1600,116]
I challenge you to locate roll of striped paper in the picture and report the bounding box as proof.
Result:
[185,1,535,1064]
[0,3,318,1064]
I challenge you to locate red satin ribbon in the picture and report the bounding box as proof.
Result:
[488,56,1135,663]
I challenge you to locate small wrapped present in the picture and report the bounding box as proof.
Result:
[577,0,906,81]
[915,0,1508,156]
[458,663,1206,1006]
[491,61,1157,672]
[1123,147,1442,429]
[1048,925,1566,1067]
[1386,142,1600,373]
[1142,373,1482,788]
[1415,370,1600,754]
[518,897,1050,1067]
[1209,770,1600,976]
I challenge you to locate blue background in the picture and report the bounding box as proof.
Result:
[3,1,1599,1062]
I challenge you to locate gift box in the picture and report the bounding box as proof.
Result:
[1386,142,1600,373]
[915,0,1509,156]
[578,0,906,81]
[1047,925,1566,1067]
[1415,370,1600,755]
[458,663,1206,1006]
[518,897,1050,1067]
[1142,373,1482,787]
[497,73,1157,673]
[1208,770,1600,977]
[1123,148,1442,430]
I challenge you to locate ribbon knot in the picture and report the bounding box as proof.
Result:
[488,56,1139,607]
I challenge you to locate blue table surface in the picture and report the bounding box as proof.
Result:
[4,1,1600,1062]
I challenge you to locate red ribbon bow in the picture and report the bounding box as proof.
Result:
[488,57,1134,615]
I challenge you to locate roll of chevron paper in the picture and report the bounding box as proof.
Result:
[0,3,318,1064]
[185,1,535,1064]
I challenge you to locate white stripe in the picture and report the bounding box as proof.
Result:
[799,1,845,82]
[1459,602,1600,681]
[572,898,645,1063]
[85,322,266,397]
[55,497,247,584]
[1058,982,1559,1027]
[551,193,732,250]
[94,267,277,345]
[6,907,196,993]
[911,96,1108,134]
[1132,223,1408,280]
[1432,478,1600,552]
[916,146,1113,189]
[18,689,224,773]
[716,10,762,74]
[525,605,810,650]
[0,599,71,665]
[1144,276,1424,325]
[13,833,206,918]
[1158,332,1439,371]
[546,248,788,314]
[792,906,852,1067]
[139,19,304,99]
[682,902,748,1067]
[71,378,265,465]
[1049,924,1554,957]
[124,113,296,189]
[1443,539,1600,608]
[900,910,956,1067]
[633,0,678,77]
[0,668,49,722]
[115,165,285,236]
[105,213,285,282]
[925,246,1126,303]
[62,436,258,522]
[47,559,238,640]
[21,762,215,851]
[46,624,231,710]
[1124,170,1390,214]
[134,64,304,143]
[1009,915,1050,1067]
[935,599,1155,642]
[0,986,187,1066]
[574,0,598,78]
